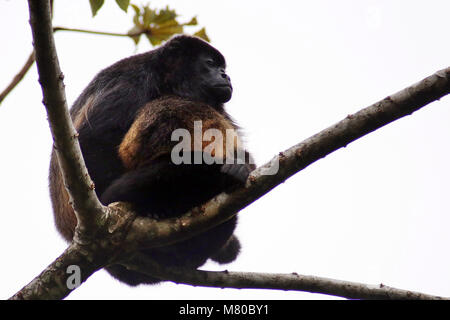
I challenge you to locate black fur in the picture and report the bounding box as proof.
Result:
[49,35,254,286]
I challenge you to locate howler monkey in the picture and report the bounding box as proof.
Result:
[49,35,255,285]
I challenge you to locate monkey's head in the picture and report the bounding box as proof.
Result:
[157,35,233,108]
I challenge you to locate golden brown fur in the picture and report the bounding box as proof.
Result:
[119,96,243,170]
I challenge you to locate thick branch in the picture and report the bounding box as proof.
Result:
[9,243,102,300]
[10,200,135,300]
[125,66,450,251]
[27,0,104,239]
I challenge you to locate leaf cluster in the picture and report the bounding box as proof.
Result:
[89,0,210,46]
[129,4,210,45]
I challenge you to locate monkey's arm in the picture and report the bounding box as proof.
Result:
[100,151,254,206]
[100,160,172,205]
[100,155,221,205]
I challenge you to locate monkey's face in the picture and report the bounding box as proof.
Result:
[194,54,233,105]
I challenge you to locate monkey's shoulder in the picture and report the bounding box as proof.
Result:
[119,96,238,169]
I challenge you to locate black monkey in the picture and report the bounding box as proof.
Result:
[49,35,255,285]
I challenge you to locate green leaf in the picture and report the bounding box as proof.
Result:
[146,34,162,46]
[143,7,156,27]
[132,6,142,28]
[131,34,141,45]
[128,4,209,47]
[157,19,180,29]
[89,0,104,17]
[153,23,183,36]
[183,16,198,26]
[130,4,140,15]
[193,28,210,42]
[154,6,177,24]
[115,0,130,13]
[153,27,183,36]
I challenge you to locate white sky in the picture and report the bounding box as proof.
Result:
[0,0,450,300]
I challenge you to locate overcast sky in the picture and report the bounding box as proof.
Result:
[1,0,450,300]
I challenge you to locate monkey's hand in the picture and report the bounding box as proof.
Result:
[220,162,254,185]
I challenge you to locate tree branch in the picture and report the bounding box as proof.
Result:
[124,66,450,251]
[27,0,104,240]
[123,252,447,300]
[9,243,102,300]
[10,201,137,299]
[0,50,35,106]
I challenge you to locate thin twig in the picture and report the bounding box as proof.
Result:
[53,26,146,37]
[0,51,35,105]
[0,26,144,106]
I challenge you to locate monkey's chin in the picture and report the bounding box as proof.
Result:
[213,86,233,103]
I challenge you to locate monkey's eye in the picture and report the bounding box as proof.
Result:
[205,58,215,67]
